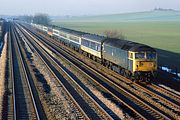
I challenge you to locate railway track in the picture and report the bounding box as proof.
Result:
[19,23,180,119]
[36,26,180,108]
[110,73,180,119]
[42,29,180,119]
[20,24,148,119]
[16,26,90,119]
[9,24,40,120]
[146,84,180,106]
[15,23,114,119]
[102,63,180,119]
[6,25,14,120]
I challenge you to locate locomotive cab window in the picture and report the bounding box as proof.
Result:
[135,53,145,59]
[146,52,156,59]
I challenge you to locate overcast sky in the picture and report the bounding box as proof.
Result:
[0,0,180,16]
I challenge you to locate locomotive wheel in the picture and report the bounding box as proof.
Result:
[134,72,140,82]
[146,74,152,84]
[124,71,128,78]
[128,72,132,80]
[120,69,125,76]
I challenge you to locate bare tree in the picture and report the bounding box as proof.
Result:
[104,30,126,39]
[18,15,33,23]
[33,13,51,25]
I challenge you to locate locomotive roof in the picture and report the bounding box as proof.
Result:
[82,34,106,43]
[104,38,156,52]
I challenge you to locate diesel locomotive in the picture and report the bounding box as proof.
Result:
[31,23,157,83]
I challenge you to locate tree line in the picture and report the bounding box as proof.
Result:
[18,14,126,39]
[18,13,51,25]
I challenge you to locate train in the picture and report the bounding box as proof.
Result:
[31,23,157,83]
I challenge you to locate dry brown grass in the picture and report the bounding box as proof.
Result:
[0,33,8,117]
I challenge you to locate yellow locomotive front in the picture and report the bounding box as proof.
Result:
[135,52,157,72]
[132,51,157,82]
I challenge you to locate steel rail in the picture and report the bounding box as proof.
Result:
[9,25,16,120]
[11,24,40,120]
[17,23,90,120]
[21,24,113,120]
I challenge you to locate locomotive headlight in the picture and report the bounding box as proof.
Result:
[140,62,143,66]
[149,62,153,67]
[136,62,140,66]
[138,61,143,67]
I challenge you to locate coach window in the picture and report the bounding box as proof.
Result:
[97,44,101,51]
[82,39,89,47]
[95,43,100,51]
[91,42,96,50]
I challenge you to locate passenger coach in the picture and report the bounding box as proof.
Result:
[81,34,105,62]
[58,28,85,51]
